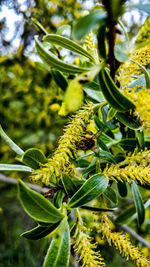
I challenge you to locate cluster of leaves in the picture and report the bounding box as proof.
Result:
[0,0,150,267]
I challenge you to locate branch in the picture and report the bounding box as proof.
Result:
[120,224,150,250]
[110,214,150,250]
[0,173,48,194]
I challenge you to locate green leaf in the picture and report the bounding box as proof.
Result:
[21,222,60,240]
[116,111,142,130]
[35,61,50,72]
[80,205,117,212]
[83,82,105,102]
[68,174,108,208]
[97,22,107,59]
[131,180,145,226]
[0,125,24,155]
[53,190,64,209]
[129,3,150,15]
[115,205,136,224]
[18,180,64,223]
[104,187,118,204]
[0,164,32,172]
[83,157,98,178]
[62,174,79,197]
[136,130,145,149]
[115,43,129,62]
[107,108,117,121]
[115,199,150,225]
[117,181,128,197]
[116,138,137,152]
[43,34,95,62]
[51,69,68,91]
[35,36,91,74]
[20,148,48,170]
[98,69,135,112]
[43,217,70,267]
[100,151,116,164]
[72,10,107,40]
[32,18,48,34]
[97,138,109,152]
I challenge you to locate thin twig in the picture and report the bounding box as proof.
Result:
[110,214,150,250]
[120,224,150,250]
[0,173,48,193]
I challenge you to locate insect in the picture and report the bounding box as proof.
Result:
[76,129,102,151]
[76,134,96,151]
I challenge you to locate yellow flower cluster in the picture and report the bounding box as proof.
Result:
[74,224,105,267]
[119,43,150,85]
[103,149,150,185]
[135,17,150,47]
[84,31,99,62]
[98,215,150,267]
[124,87,150,128]
[32,103,94,185]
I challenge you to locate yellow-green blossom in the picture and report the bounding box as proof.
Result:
[103,149,150,185]
[135,17,150,47]
[84,31,99,62]
[73,223,106,267]
[32,103,94,185]
[119,43,150,85]
[124,87,150,128]
[98,215,150,267]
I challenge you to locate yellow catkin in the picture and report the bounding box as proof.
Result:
[74,224,106,267]
[103,149,150,185]
[124,87,150,128]
[84,31,99,62]
[32,103,94,185]
[119,43,150,85]
[98,215,150,267]
[135,17,150,46]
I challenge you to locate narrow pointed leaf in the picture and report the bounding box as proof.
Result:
[68,174,108,208]
[97,22,107,59]
[21,148,48,169]
[115,205,136,224]
[0,164,32,172]
[100,151,116,164]
[72,10,107,40]
[117,181,128,197]
[53,190,64,209]
[131,180,145,226]
[43,34,95,62]
[21,222,60,240]
[51,69,68,91]
[43,217,70,267]
[98,69,135,112]
[18,180,64,223]
[116,111,142,130]
[35,36,91,74]
[115,199,150,225]
[81,205,116,212]
[0,125,24,155]
[104,187,118,204]
[62,174,78,197]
